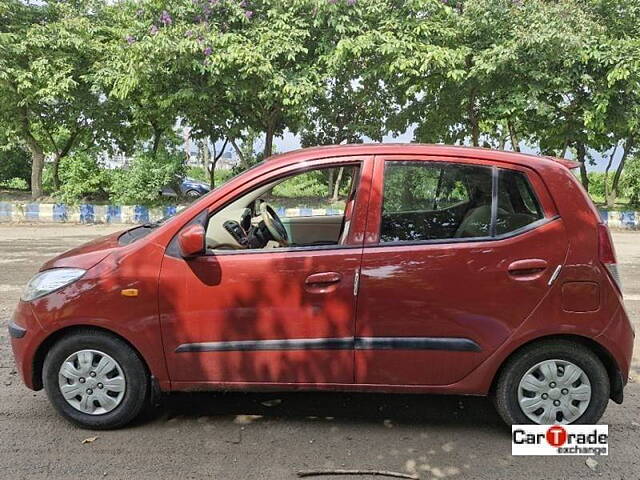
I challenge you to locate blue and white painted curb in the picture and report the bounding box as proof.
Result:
[0,202,344,224]
[0,202,637,228]
[598,210,640,229]
[0,202,179,224]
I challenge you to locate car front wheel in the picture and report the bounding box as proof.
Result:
[43,329,149,429]
[494,339,610,425]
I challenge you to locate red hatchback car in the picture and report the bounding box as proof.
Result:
[9,144,634,429]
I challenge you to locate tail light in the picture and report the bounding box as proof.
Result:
[598,223,622,293]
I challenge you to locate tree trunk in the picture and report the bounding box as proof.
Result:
[466,72,480,146]
[52,156,61,190]
[230,138,247,169]
[327,169,335,199]
[201,138,210,171]
[209,157,218,189]
[604,142,619,208]
[28,147,45,200]
[468,94,479,147]
[609,136,634,206]
[50,130,79,190]
[332,167,344,202]
[560,138,570,159]
[19,108,45,199]
[208,138,229,188]
[507,119,520,152]
[576,141,589,192]
[264,127,274,159]
[151,126,162,157]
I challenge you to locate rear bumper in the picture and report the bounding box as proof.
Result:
[595,303,635,403]
[8,301,46,391]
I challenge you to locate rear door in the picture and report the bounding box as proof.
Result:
[355,155,569,386]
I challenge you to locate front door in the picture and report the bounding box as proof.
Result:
[355,156,568,386]
[160,158,372,386]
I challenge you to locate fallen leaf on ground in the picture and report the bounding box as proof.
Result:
[82,437,98,444]
[585,457,598,471]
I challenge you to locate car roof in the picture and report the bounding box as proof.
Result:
[267,143,578,171]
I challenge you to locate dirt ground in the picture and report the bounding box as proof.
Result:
[0,224,638,480]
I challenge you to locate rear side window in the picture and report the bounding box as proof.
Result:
[380,161,545,243]
[496,170,544,235]
[381,162,493,242]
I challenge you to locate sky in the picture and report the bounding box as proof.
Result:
[263,127,622,173]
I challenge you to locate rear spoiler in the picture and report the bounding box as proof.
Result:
[544,156,580,169]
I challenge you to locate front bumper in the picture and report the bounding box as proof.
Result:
[8,301,46,390]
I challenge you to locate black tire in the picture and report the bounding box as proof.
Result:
[185,189,201,198]
[43,329,149,430]
[493,339,610,425]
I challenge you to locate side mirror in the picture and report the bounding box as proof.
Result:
[178,224,206,258]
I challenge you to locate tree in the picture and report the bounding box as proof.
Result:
[0,0,111,198]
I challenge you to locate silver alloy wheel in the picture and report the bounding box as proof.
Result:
[517,359,591,424]
[58,349,126,415]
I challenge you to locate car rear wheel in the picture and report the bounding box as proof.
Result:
[493,340,610,425]
[185,189,201,198]
[43,329,149,429]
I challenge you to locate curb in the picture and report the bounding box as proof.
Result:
[0,202,344,225]
[0,201,637,228]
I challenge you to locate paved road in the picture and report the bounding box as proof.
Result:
[0,225,638,480]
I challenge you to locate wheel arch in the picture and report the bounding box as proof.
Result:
[490,334,623,403]
[32,325,152,391]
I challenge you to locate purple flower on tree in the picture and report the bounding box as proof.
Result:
[159,10,173,26]
[347,0,357,5]
[244,10,254,19]
[125,35,136,45]
[204,47,212,56]
[150,24,159,35]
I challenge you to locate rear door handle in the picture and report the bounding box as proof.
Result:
[305,272,342,285]
[507,259,548,278]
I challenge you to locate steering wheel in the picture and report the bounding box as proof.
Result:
[259,202,289,246]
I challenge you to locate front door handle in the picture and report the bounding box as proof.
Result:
[507,259,548,279]
[305,272,342,285]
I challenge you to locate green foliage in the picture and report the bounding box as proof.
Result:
[272,171,328,199]
[587,172,609,199]
[56,153,109,204]
[2,0,640,206]
[108,151,185,206]
[187,166,234,187]
[185,165,232,189]
[185,166,209,183]
[622,156,640,206]
[0,177,29,190]
[0,147,30,184]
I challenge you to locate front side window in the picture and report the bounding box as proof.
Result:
[205,165,360,251]
[380,161,544,243]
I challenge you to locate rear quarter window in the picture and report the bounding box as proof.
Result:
[496,169,544,235]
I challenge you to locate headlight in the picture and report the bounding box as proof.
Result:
[21,268,86,302]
